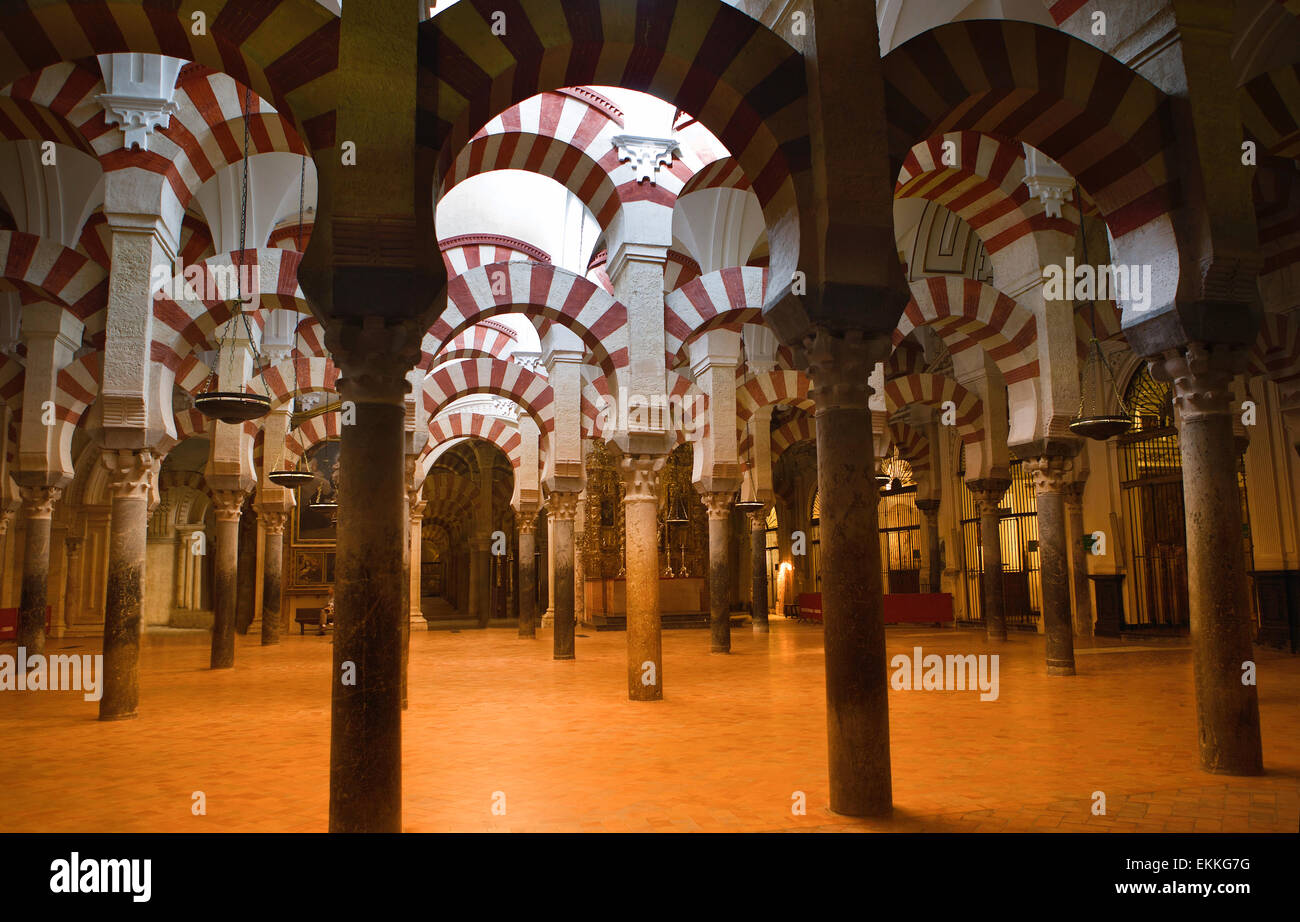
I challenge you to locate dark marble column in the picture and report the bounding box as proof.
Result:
[327,346,410,833]
[209,489,246,670]
[1063,482,1093,636]
[804,328,892,817]
[702,492,733,653]
[99,450,158,720]
[749,512,769,633]
[63,536,84,632]
[620,455,664,701]
[1152,344,1262,775]
[548,492,579,660]
[259,509,288,646]
[517,511,538,638]
[968,480,1011,641]
[914,498,941,592]
[234,500,257,634]
[17,485,62,655]
[1027,457,1075,675]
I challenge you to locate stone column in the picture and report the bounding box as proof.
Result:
[1152,344,1262,775]
[517,511,538,638]
[1063,482,1093,636]
[63,536,84,632]
[804,329,892,816]
[702,492,733,653]
[209,490,246,670]
[542,513,556,627]
[968,480,1011,641]
[17,485,62,654]
[259,509,288,646]
[621,455,665,700]
[409,497,426,629]
[573,495,586,628]
[1027,456,1075,675]
[99,450,158,720]
[327,341,411,834]
[914,499,941,593]
[749,511,769,632]
[548,492,579,660]
[467,535,486,625]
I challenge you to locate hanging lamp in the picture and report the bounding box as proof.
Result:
[268,160,316,489]
[733,410,765,513]
[1067,182,1133,441]
[194,85,272,425]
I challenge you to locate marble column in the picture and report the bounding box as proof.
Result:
[17,485,62,654]
[517,512,538,638]
[804,329,892,816]
[1028,456,1075,676]
[467,535,486,625]
[328,351,410,833]
[259,509,288,646]
[749,512,769,632]
[1063,482,1093,637]
[63,536,84,632]
[1152,344,1262,775]
[914,499,941,593]
[573,495,586,628]
[409,497,426,629]
[542,513,556,627]
[99,450,158,720]
[968,480,1011,641]
[549,492,579,660]
[209,490,245,670]
[621,455,665,700]
[702,492,733,653]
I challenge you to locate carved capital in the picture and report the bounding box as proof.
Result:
[211,489,247,523]
[914,498,940,515]
[19,485,62,520]
[619,454,665,503]
[516,509,537,535]
[1025,456,1072,495]
[325,316,422,406]
[700,491,733,520]
[611,134,680,183]
[260,510,289,536]
[1148,342,1249,421]
[65,536,84,556]
[547,491,580,522]
[408,499,427,525]
[1062,480,1087,508]
[801,327,890,411]
[101,448,159,502]
[967,478,1010,517]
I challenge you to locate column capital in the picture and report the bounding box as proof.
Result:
[65,535,84,555]
[211,489,247,523]
[100,448,160,502]
[1062,480,1087,507]
[966,478,1010,515]
[19,485,62,519]
[260,510,289,536]
[914,498,940,515]
[1025,456,1073,496]
[325,316,422,406]
[516,509,538,534]
[1148,342,1249,421]
[700,491,734,520]
[547,490,580,522]
[801,327,890,411]
[618,455,665,502]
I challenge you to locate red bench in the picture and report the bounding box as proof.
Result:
[794,593,953,625]
[0,607,53,640]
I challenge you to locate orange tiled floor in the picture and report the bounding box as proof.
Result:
[1,621,1297,832]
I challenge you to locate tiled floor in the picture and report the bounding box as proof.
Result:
[1,622,1297,832]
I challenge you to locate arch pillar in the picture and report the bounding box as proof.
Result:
[1025,452,1078,676]
[258,508,289,646]
[16,485,62,654]
[914,498,941,593]
[516,508,539,638]
[700,492,735,653]
[547,491,580,660]
[620,455,666,700]
[967,479,1011,642]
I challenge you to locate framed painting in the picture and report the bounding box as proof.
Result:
[293,439,341,544]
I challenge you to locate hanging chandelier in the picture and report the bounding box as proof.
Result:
[268,160,316,491]
[193,85,272,425]
[734,409,765,513]
[1067,182,1132,441]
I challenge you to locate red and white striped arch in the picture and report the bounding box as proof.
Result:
[260,356,339,409]
[428,262,628,388]
[895,276,1039,385]
[771,414,816,460]
[432,321,520,367]
[0,230,109,339]
[1250,313,1300,390]
[284,413,340,466]
[678,156,752,199]
[664,266,766,369]
[439,233,550,276]
[888,419,931,479]
[883,374,984,446]
[421,358,555,446]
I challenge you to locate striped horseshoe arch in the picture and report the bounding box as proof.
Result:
[0,1,342,152]
[664,266,766,369]
[883,373,984,447]
[429,262,628,388]
[1240,63,1300,161]
[888,419,931,480]
[432,321,520,367]
[1250,313,1300,390]
[770,413,816,461]
[260,356,339,409]
[678,155,752,199]
[421,358,555,445]
[418,0,809,314]
[0,230,109,339]
[427,412,523,468]
[284,412,340,465]
[896,276,1039,385]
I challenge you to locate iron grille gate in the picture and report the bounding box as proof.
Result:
[957,458,1042,630]
[880,486,921,593]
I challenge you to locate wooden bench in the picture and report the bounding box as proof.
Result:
[294,607,331,634]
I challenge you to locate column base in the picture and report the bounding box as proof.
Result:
[710,646,730,654]
[1047,662,1075,676]
[553,653,575,661]
[541,611,555,628]
[752,622,769,634]
[98,711,138,722]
